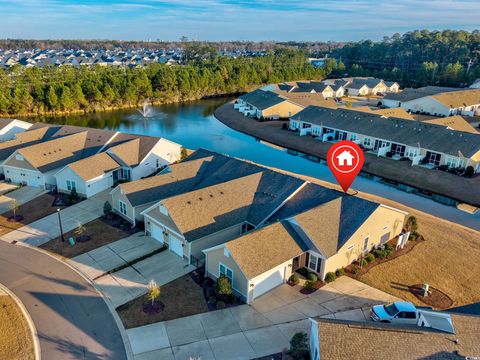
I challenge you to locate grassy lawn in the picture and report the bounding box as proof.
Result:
[117,275,208,329]
[0,295,34,360]
[0,194,65,237]
[359,214,480,308]
[39,217,133,258]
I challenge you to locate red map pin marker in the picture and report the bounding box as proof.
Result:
[327,140,364,193]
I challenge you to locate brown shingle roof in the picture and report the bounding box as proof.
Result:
[67,152,120,181]
[432,89,480,108]
[315,315,480,360]
[225,222,304,279]
[108,136,160,167]
[424,116,479,134]
[17,131,89,173]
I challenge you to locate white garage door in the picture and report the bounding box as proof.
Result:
[252,267,286,300]
[169,236,183,257]
[151,224,165,244]
[87,176,113,197]
[7,170,42,188]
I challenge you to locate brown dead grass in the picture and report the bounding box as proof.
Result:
[39,217,131,258]
[0,295,34,360]
[117,275,208,329]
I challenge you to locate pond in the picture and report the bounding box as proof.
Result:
[26,97,480,230]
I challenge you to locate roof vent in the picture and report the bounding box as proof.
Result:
[199,197,203,201]
[209,194,213,198]
[220,191,224,194]
[187,201,191,204]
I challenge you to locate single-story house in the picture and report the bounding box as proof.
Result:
[109,148,264,225]
[346,78,387,96]
[106,136,182,181]
[55,152,120,198]
[309,313,480,360]
[0,118,32,142]
[204,195,406,303]
[141,170,305,262]
[296,82,335,98]
[235,89,304,119]
[289,106,480,173]
[470,78,480,89]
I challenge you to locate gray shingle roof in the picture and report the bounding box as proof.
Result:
[238,89,286,110]
[383,86,463,102]
[291,106,480,158]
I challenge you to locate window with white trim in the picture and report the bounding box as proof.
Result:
[119,200,127,215]
[219,263,233,284]
[363,237,369,251]
[308,254,319,272]
[363,137,372,147]
[66,180,76,191]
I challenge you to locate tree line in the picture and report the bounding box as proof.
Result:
[0,49,325,116]
[326,30,480,87]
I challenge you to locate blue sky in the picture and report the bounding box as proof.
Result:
[0,0,479,41]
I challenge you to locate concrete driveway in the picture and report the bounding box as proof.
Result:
[95,250,196,308]
[0,185,44,213]
[0,193,106,246]
[69,232,163,281]
[127,277,399,360]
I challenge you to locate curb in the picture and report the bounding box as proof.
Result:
[14,241,134,360]
[0,282,42,360]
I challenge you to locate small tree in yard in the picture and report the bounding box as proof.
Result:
[404,215,418,233]
[69,187,78,203]
[215,276,232,296]
[180,147,188,160]
[148,280,161,305]
[74,223,86,237]
[290,332,309,360]
[9,199,19,220]
[103,201,112,216]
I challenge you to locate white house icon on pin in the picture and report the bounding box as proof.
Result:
[336,150,355,166]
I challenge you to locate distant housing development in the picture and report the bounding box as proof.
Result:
[109,148,407,303]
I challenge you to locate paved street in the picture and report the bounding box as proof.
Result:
[0,190,108,246]
[127,277,399,360]
[0,240,127,360]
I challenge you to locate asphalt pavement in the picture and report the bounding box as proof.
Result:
[0,241,128,360]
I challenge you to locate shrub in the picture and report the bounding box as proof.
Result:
[385,248,394,257]
[303,280,314,290]
[208,296,217,305]
[282,123,288,130]
[360,258,368,267]
[384,243,394,251]
[180,147,188,160]
[69,187,79,203]
[335,268,345,277]
[465,166,474,177]
[365,253,375,263]
[307,273,318,282]
[216,301,226,309]
[409,231,420,241]
[289,273,300,285]
[404,216,418,233]
[373,249,387,259]
[297,267,309,277]
[206,287,215,298]
[325,272,336,283]
[351,266,360,275]
[215,276,232,296]
[103,201,112,216]
[289,332,309,360]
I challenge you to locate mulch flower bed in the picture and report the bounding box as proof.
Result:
[299,280,326,294]
[190,268,244,311]
[7,215,24,222]
[75,235,92,243]
[409,284,454,309]
[142,300,165,315]
[346,237,423,278]
[102,213,141,234]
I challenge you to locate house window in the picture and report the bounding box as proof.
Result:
[425,151,441,166]
[241,223,253,234]
[156,159,160,168]
[66,180,76,191]
[406,148,419,158]
[446,157,465,169]
[308,254,319,272]
[219,263,233,284]
[349,134,357,141]
[363,138,372,147]
[15,154,24,161]
[363,237,369,251]
[121,168,131,180]
[119,200,127,215]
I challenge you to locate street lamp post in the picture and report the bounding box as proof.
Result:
[57,208,65,242]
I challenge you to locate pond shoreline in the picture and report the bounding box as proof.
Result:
[213,101,480,209]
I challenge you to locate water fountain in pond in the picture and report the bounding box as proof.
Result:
[137,101,156,118]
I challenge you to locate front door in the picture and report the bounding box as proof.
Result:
[292,256,300,271]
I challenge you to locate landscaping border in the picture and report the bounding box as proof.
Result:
[0,282,41,360]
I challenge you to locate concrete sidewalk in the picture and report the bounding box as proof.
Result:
[0,186,44,213]
[69,232,163,281]
[0,192,107,246]
[127,277,399,360]
[94,250,196,308]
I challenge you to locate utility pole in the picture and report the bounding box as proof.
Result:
[57,208,65,242]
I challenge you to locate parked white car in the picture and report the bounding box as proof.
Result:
[370,301,418,325]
